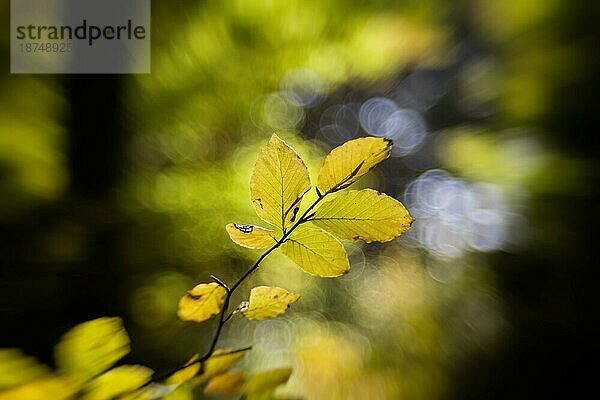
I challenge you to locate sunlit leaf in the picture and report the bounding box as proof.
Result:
[82,365,153,400]
[243,286,300,320]
[226,223,277,249]
[177,283,227,323]
[0,375,78,400]
[243,368,293,400]
[317,137,392,194]
[280,226,349,277]
[204,371,247,397]
[311,189,414,243]
[166,354,200,385]
[54,317,129,382]
[0,349,50,390]
[250,134,311,230]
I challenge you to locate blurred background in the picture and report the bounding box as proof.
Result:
[1,0,599,398]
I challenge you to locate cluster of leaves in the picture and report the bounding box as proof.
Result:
[0,318,285,400]
[0,134,412,399]
[175,134,413,397]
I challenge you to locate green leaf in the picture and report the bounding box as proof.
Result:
[54,317,130,382]
[177,283,228,323]
[311,189,414,243]
[243,368,293,400]
[82,365,153,400]
[243,286,300,320]
[203,371,247,397]
[226,223,277,249]
[250,134,311,230]
[281,226,349,277]
[0,349,50,390]
[317,137,392,194]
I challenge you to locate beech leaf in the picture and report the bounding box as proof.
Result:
[225,223,277,249]
[243,286,300,320]
[311,189,414,243]
[317,137,392,194]
[54,317,129,382]
[177,283,227,323]
[250,134,311,230]
[280,226,350,277]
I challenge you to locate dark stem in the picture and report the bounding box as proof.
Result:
[201,190,327,360]
[146,189,328,387]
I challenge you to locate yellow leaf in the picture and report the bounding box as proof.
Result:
[0,349,50,390]
[203,371,247,396]
[311,189,414,243]
[280,226,349,277]
[161,386,193,400]
[177,283,227,323]
[243,368,293,399]
[54,317,129,382]
[166,354,200,385]
[225,223,277,249]
[243,286,300,320]
[196,348,247,383]
[82,365,153,400]
[317,137,392,194]
[250,134,311,230]
[0,375,78,400]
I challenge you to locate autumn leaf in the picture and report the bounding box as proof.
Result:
[317,137,392,194]
[54,317,129,382]
[0,349,50,390]
[243,367,293,400]
[243,286,300,320]
[204,371,247,396]
[311,189,414,243]
[177,283,227,323]
[225,223,277,249]
[0,375,78,400]
[166,354,200,385]
[280,226,350,277]
[82,365,153,400]
[195,348,248,384]
[250,134,311,230]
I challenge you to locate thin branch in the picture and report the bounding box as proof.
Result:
[202,189,328,360]
[210,274,231,293]
[146,189,330,388]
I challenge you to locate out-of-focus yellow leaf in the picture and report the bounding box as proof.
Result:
[177,283,227,323]
[0,375,78,400]
[161,386,193,400]
[317,137,392,194]
[243,286,300,320]
[225,223,277,249]
[82,365,153,400]
[250,134,311,230]
[0,349,50,390]
[119,383,193,400]
[243,368,293,400]
[281,226,349,277]
[54,317,129,382]
[166,354,200,385]
[203,371,247,397]
[196,348,247,383]
[311,189,414,243]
